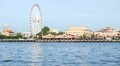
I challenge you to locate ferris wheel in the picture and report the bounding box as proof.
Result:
[29,4,42,37]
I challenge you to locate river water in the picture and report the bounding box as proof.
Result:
[0,42,120,66]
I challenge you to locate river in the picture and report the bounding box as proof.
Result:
[0,42,120,66]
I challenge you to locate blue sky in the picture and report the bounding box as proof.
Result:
[0,0,120,32]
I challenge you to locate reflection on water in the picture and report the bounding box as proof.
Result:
[0,42,120,66]
[30,43,42,66]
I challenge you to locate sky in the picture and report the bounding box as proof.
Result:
[0,0,120,32]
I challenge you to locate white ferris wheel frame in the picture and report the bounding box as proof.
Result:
[29,4,42,37]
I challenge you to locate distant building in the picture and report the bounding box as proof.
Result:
[1,31,16,36]
[95,27,119,39]
[3,24,12,32]
[22,32,31,38]
[1,24,15,36]
[42,34,75,39]
[64,27,92,38]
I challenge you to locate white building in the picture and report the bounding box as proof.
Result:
[49,28,59,33]
[22,32,31,38]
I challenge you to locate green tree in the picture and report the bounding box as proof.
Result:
[83,33,87,39]
[42,26,50,35]
[58,32,64,35]
[49,32,57,35]
[16,33,23,39]
[91,32,95,39]
[0,35,6,39]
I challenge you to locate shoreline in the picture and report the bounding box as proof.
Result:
[0,39,120,42]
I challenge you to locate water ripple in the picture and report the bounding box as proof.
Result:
[0,42,120,66]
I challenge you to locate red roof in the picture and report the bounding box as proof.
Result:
[3,30,13,32]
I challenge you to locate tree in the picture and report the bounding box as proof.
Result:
[42,26,50,35]
[16,33,23,39]
[58,32,64,35]
[83,33,87,39]
[0,35,6,39]
[91,32,95,39]
[49,32,57,35]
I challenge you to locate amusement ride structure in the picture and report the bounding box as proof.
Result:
[29,4,42,38]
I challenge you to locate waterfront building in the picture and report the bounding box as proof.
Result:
[42,34,75,40]
[1,30,16,36]
[1,31,15,36]
[42,34,55,39]
[64,27,92,38]
[95,27,119,39]
[1,24,15,36]
[55,34,75,39]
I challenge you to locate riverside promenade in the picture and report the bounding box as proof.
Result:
[0,39,36,42]
[0,39,120,42]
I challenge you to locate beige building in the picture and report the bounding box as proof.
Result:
[42,34,75,39]
[64,27,92,38]
[1,24,15,36]
[1,31,15,36]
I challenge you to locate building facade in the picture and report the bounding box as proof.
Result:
[1,24,15,36]
[64,27,92,38]
[42,34,75,40]
[95,27,119,39]
[22,32,31,38]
